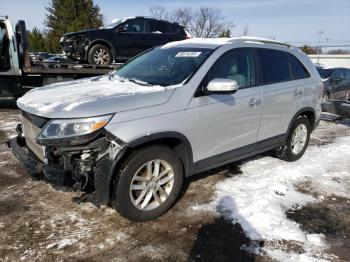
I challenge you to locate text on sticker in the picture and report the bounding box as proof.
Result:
[175,52,202,57]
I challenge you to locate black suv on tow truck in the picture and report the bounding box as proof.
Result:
[60,16,191,65]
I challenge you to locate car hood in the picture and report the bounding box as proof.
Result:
[64,28,107,37]
[17,76,177,119]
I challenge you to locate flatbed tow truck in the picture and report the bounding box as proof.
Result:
[0,16,121,98]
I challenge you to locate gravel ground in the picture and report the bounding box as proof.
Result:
[0,100,349,262]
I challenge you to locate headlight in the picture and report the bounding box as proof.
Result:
[37,114,113,142]
[60,36,65,43]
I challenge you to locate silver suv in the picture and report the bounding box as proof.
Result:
[9,37,322,221]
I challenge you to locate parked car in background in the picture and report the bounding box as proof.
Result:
[29,52,56,63]
[0,17,120,98]
[60,16,191,65]
[317,67,350,101]
[44,55,73,64]
[10,37,322,221]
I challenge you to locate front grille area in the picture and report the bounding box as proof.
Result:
[22,113,46,162]
[22,111,49,128]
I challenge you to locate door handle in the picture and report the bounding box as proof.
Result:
[294,89,303,96]
[249,98,261,107]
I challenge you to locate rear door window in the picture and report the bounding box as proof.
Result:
[168,23,180,33]
[257,49,292,84]
[288,54,310,80]
[147,20,168,34]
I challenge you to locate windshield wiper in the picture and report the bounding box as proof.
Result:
[128,78,152,86]
[109,74,126,82]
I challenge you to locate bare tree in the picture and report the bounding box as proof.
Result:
[149,6,169,20]
[327,49,350,55]
[172,7,192,29]
[149,6,233,38]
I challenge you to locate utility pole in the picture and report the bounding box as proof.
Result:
[317,30,324,64]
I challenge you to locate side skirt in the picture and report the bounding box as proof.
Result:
[192,134,286,175]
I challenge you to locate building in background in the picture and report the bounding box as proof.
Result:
[309,55,350,68]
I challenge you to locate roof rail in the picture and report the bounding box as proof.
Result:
[230,37,292,48]
[0,15,9,19]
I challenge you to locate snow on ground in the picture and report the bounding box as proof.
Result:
[211,135,350,261]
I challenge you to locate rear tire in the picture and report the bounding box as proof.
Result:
[88,44,112,65]
[111,145,184,221]
[275,115,311,162]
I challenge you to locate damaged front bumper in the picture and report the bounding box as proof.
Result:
[61,36,89,61]
[7,126,127,204]
[8,135,44,177]
[8,135,71,186]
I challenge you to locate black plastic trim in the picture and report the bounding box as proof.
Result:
[193,134,286,174]
[7,136,44,175]
[256,134,286,150]
[94,147,128,204]
[128,131,194,175]
[288,107,316,132]
[22,111,49,128]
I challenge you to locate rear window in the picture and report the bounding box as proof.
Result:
[288,54,310,80]
[317,68,335,79]
[258,49,292,84]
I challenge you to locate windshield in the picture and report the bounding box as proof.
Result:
[102,19,125,29]
[317,68,335,79]
[113,47,213,86]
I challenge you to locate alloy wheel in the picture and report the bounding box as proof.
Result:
[93,48,110,64]
[291,123,308,155]
[129,159,175,211]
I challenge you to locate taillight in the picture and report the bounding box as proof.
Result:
[318,82,324,99]
[184,29,192,39]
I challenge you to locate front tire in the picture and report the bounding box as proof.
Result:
[111,145,184,221]
[88,44,112,65]
[275,115,311,162]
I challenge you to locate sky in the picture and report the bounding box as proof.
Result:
[2,0,350,48]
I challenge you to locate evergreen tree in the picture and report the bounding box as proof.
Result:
[44,0,103,52]
[218,29,231,38]
[300,45,321,55]
[27,28,47,52]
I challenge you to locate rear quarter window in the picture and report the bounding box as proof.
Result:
[287,54,310,80]
[169,23,181,33]
[258,49,292,84]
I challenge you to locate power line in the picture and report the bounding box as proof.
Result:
[298,45,350,48]
[288,40,350,44]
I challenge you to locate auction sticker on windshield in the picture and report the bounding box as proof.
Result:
[175,52,202,57]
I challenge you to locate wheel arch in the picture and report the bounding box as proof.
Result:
[127,132,194,176]
[288,107,316,133]
[95,132,194,205]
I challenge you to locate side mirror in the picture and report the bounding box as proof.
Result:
[117,27,127,33]
[206,78,239,94]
